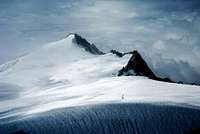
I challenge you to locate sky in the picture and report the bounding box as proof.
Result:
[0,0,200,83]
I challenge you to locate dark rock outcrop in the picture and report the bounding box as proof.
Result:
[71,33,105,55]
[110,50,124,57]
[118,50,174,83]
[110,50,134,58]
[118,50,157,79]
[178,81,184,84]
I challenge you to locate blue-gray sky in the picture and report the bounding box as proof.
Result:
[0,0,200,83]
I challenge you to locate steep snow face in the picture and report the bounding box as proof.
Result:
[0,35,200,123]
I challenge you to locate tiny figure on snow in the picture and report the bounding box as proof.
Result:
[121,94,125,100]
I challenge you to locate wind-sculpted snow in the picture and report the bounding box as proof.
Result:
[0,103,200,134]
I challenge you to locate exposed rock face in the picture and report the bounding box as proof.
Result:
[118,50,157,79]
[72,33,105,55]
[118,50,174,83]
[110,49,134,58]
[110,50,124,57]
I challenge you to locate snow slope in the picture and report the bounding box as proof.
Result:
[0,34,200,133]
[1,103,200,134]
[0,34,93,88]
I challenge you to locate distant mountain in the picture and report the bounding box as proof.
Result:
[0,33,105,75]
[112,49,200,85]
[0,33,104,73]
[115,50,173,83]
[118,50,156,78]
[0,33,104,92]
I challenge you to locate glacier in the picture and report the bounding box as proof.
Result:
[0,34,200,134]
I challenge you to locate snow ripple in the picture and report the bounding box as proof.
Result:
[0,103,200,134]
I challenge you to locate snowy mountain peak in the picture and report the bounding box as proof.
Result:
[118,50,156,78]
[72,33,105,55]
[0,33,104,73]
[117,50,174,83]
[63,33,105,55]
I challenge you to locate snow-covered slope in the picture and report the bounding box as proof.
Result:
[0,34,94,88]
[1,103,200,134]
[0,34,200,133]
[0,33,128,116]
